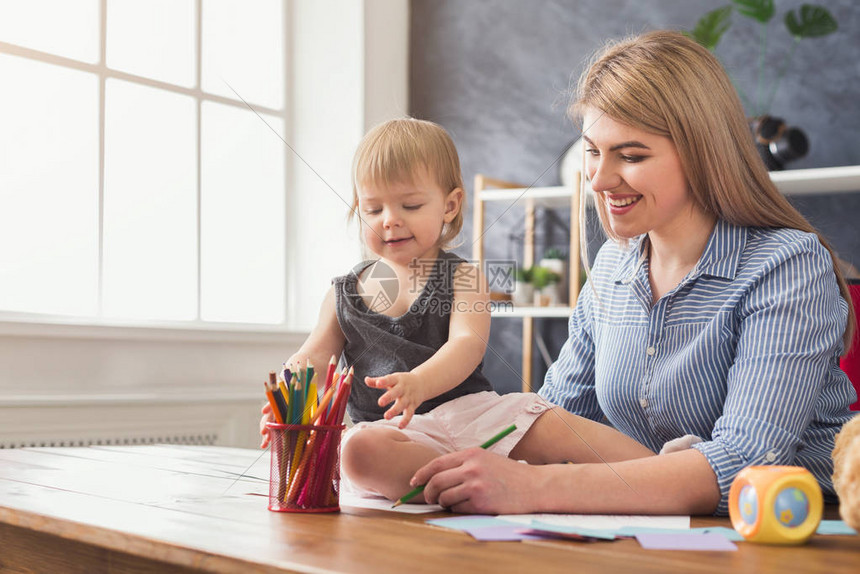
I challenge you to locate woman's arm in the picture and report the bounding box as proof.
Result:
[538,280,601,417]
[690,234,851,514]
[413,447,720,515]
[367,261,491,427]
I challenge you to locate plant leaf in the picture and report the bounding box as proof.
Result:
[731,0,775,23]
[785,4,838,38]
[686,5,733,50]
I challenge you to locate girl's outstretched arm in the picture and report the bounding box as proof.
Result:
[260,286,345,447]
[283,285,346,376]
[367,261,491,427]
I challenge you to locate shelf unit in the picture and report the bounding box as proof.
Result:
[472,174,582,392]
[472,165,860,393]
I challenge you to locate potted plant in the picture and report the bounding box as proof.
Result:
[530,265,561,307]
[512,266,534,306]
[685,1,838,169]
[539,248,568,304]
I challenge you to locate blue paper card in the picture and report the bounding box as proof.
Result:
[816,520,858,536]
[427,515,521,531]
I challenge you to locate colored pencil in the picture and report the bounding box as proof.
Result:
[270,382,288,424]
[264,381,284,424]
[326,369,340,418]
[324,355,337,394]
[311,383,337,425]
[392,424,518,508]
[329,367,353,427]
[306,374,318,422]
[276,373,290,413]
[305,362,314,404]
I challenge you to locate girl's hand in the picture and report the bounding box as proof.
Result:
[365,372,426,429]
[411,448,540,514]
[283,354,311,375]
[259,403,275,449]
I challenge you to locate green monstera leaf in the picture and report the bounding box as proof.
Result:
[732,0,775,23]
[785,4,838,38]
[686,5,733,50]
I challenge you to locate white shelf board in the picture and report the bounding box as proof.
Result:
[477,166,860,204]
[491,305,572,318]
[477,186,575,209]
[770,165,860,195]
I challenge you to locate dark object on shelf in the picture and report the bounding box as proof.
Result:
[750,115,809,171]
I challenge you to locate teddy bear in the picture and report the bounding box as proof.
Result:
[833,413,860,531]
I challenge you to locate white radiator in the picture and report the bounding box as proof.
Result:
[0,433,218,450]
[0,392,262,450]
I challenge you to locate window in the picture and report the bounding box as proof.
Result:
[0,0,287,326]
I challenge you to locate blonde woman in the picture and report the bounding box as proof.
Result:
[412,30,857,516]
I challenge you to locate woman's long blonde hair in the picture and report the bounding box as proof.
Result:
[571,30,855,350]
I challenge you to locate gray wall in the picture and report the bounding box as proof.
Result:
[410,0,860,393]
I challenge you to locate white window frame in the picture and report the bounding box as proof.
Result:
[0,0,407,341]
[0,0,293,337]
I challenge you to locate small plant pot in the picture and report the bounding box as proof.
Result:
[541,284,561,306]
[512,281,534,306]
[539,258,568,304]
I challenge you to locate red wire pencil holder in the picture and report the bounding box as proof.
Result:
[267,422,345,513]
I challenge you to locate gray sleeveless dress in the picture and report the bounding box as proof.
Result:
[333,250,493,423]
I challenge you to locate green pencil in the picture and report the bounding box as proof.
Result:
[392,424,517,508]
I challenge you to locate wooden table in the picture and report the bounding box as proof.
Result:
[0,445,857,573]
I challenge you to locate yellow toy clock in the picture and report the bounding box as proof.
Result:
[729,466,823,545]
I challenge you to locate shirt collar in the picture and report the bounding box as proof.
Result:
[611,235,649,285]
[611,219,746,284]
[695,219,747,281]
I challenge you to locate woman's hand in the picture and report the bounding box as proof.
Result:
[365,372,426,428]
[411,448,544,514]
[259,402,275,449]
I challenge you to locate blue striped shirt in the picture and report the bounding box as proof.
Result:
[539,219,856,515]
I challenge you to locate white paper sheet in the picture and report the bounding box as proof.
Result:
[339,492,443,514]
[497,513,690,531]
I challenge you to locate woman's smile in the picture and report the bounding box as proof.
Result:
[605,194,642,214]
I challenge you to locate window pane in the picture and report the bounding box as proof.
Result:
[202,0,283,110]
[0,55,99,315]
[201,101,284,323]
[103,79,197,320]
[106,0,195,87]
[0,0,99,63]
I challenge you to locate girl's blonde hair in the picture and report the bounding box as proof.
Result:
[571,30,855,350]
[350,118,465,249]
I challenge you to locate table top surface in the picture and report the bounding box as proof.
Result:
[0,444,857,574]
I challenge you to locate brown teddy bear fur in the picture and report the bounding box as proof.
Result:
[833,414,860,530]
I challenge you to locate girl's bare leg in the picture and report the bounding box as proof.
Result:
[341,426,442,502]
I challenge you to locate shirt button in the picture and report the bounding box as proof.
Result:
[646,346,656,356]
[640,397,648,408]
[765,451,777,462]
